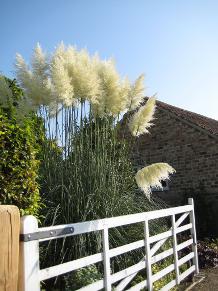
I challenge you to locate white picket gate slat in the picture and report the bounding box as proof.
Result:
[172,214,180,284]
[152,263,175,282]
[188,198,199,274]
[160,278,177,291]
[178,252,194,267]
[39,252,103,281]
[177,238,193,251]
[179,265,196,281]
[77,279,104,291]
[19,199,199,291]
[151,247,174,264]
[127,279,147,291]
[102,227,111,291]
[144,219,153,291]
[111,261,145,284]
[109,239,144,258]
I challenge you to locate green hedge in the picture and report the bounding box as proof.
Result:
[0,77,44,217]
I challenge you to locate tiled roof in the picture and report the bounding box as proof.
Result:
[144,97,218,137]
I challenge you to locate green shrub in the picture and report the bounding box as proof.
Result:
[0,77,44,217]
[152,259,177,291]
[0,114,42,216]
[64,265,102,290]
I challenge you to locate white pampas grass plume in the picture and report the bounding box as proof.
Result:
[15,53,33,92]
[31,43,49,79]
[55,45,101,105]
[129,96,156,136]
[96,58,124,116]
[15,42,147,117]
[15,51,53,108]
[51,50,75,107]
[128,74,145,110]
[135,163,176,199]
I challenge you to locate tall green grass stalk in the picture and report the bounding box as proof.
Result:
[38,104,169,289]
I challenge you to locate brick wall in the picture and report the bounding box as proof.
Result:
[124,107,218,207]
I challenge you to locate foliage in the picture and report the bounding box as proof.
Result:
[64,265,102,290]
[196,240,218,268]
[0,114,41,216]
[0,77,44,217]
[206,238,218,251]
[0,76,23,116]
[152,259,177,291]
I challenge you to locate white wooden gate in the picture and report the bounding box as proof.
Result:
[19,198,199,291]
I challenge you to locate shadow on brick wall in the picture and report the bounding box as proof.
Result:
[183,183,218,239]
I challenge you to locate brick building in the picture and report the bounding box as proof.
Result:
[122,98,218,206]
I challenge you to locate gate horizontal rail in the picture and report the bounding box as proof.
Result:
[19,198,199,291]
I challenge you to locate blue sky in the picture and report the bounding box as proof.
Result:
[0,0,217,119]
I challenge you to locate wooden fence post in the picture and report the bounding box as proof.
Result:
[18,215,40,291]
[0,205,20,291]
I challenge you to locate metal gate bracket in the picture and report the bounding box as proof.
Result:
[20,226,74,242]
